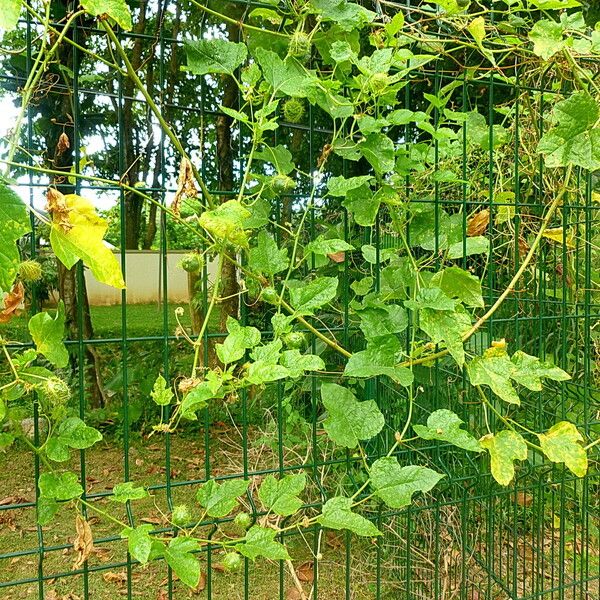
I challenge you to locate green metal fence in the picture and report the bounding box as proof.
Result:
[0,1,598,599]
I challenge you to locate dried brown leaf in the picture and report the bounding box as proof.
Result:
[515,492,533,507]
[0,282,25,324]
[172,158,197,216]
[327,251,345,263]
[193,571,207,593]
[0,495,30,506]
[296,561,314,583]
[286,587,304,600]
[72,514,94,570]
[56,132,71,155]
[103,571,128,585]
[46,188,73,232]
[467,209,490,237]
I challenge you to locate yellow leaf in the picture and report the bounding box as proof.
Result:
[542,227,575,248]
[49,193,125,289]
[468,17,486,46]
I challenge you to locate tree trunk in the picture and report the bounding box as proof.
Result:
[43,7,105,406]
[217,23,242,331]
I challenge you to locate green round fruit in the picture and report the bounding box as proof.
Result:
[270,175,296,194]
[222,552,243,572]
[41,377,70,407]
[19,260,43,283]
[283,332,306,350]
[369,73,390,94]
[289,31,311,59]
[283,98,306,124]
[261,287,279,305]
[180,254,202,273]
[233,511,252,530]
[171,504,191,527]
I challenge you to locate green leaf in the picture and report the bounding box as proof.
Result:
[180,381,224,421]
[44,438,69,462]
[413,409,482,452]
[509,351,570,390]
[342,185,380,227]
[254,48,314,97]
[321,383,384,448]
[280,350,325,377]
[305,236,354,256]
[528,0,581,7]
[0,183,31,292]
[37,497,60,526]
[317,496,381,537]
[254,145,295,175]
[289,276,338,315]
[0,432,15,448]
[198,200,251,248]
[327,175,373,197]
[236,525,290,560]
[216,317,261,364]
[50,194,124,289]
[369,457,444,508]
[310,0,376,31]
[405,288,457,312]
[358,134,396,174]
[467,346,570,405]
[529,19,564,60]
[38,472,83,501]
[537,421,587,477]
[537,91,600,170]
[28,303,68,368]
[196,478,250,517]
[249,231,289,277]
[184,39,247,76]
[480,430,527,486]
[164,537,201,588]
[447,236,490,259]
[112,482,148,503]
[430,267,484,309]
[121,524,154,564]
[80,0,132,29]
[344,335,413,386]
[467,346,519,404]
[247,361,290,385]
[0,0,21,32]
[258,473,306,516]
[417,305,471,367]
[357,303,407,341]
[151,374,173,406]
[57,417,102,449]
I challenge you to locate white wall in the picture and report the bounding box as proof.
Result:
[84,251,215,306]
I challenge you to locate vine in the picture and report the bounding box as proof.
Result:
[0,0,598,590]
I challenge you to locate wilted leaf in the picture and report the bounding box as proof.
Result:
[0,281,25,323]
[73,514,94,569]
[467,209,490,237]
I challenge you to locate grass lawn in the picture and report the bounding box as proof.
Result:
[1,303,194,342]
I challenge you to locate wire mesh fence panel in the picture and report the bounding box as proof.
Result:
[0,1,598,600]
